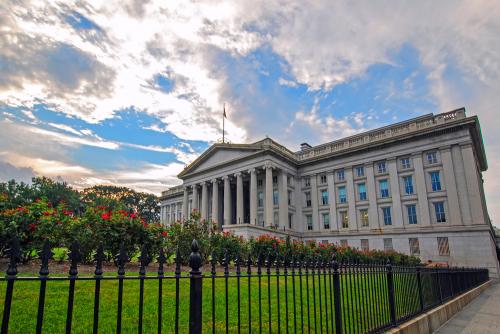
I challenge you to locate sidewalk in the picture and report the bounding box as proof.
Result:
[435,281,500,334]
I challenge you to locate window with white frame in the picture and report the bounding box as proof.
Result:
[258,213,264,226]
[321,189,329,205]
[430,171,442,191]
[377,161,387,173]
[427,151,438,164]
[356,166,365,177]
[382,207,392,225]
[257,179,263,187]
[361,239,369,251]
[273,189,279,205]
[258,191,264,207]
[288,190,292,205]
[273,212,279,226]
[434,202,446,223]
[437,237,450,255]
[409,238,420,255]
[407,204,418,224]
[322,213,330,229]
[306,215,313,230]
[304,177,311,187]
[403,176,414,195]
[320,174,327,184]
[383,238,393,251]
[379,179,389,198]
[400,157,411,169]
[337,169,345,181]
[338,186,347,203]
[358,183,367,200]
[360,209,369,227]
[305,192,311,207]
[341,211,349,228]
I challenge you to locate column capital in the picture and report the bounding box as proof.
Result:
[222,175,230,181]
[234,172,242,178]
[264,161,275,169]
[212,178,219,184]
[248,167,257,174]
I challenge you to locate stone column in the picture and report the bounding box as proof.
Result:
[327,172,338,230]
[235,172,244,224]
[388,158,403,228]
[345,167,357,230]
[201,182,208,221]
[294,176,303,232]
[265,163,274,227]
[365,164,379,229]
[182,187,189,220]
[441,146,462,225]
[279,170,288,228]
[249,168,257,225]
[452,145,472,224]
[223,176,231,225]
[310,174,319,230]
[413,153,431,226]
[211,179,219,227]
[461,143,485,224]
[192,184,199,212]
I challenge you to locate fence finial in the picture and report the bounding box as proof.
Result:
[68,242,81,276]
[95,243,105,277]
[157,248,166,276]
[189,239,202,275]
[6,237,21,276]
[39,239,53,276]
[139,244,151,276]
[116,242,128,276]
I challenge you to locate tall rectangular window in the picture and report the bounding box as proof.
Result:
[305,192,311,207]
[273,189,279,205]
[322,213,330,229]
[403,176,414,195]
[438,237,450,255]
[288,190,292,205]
[377,161,387,173]
[321,189,329,205]
[379,179,389,198]
[361,239,369,251]
[430,171,442,191]
[409,238,420,255]
[273,176,278,185]
[258,213,264,226]
[304,177,311,187]
[358,183,367,201]
[338,186,347,203]
[407,204,418,224]
[337,169,345,181]
[382,207,392,225]
[401,157,411,169]
[360,209,369,227]
[340,240,348,247]
[257,179,263,187]
[306,215,313,230]
[341,211,349,228]
[356,166,364,177]
[273,212,278,226]
[258,192,263,207]
[288,213,293,228]
[434,202,446,222]
[427,152,438,164]
[383,238,393,251]
[320,174,327,184]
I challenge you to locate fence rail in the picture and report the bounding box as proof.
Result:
[0,238,489,334]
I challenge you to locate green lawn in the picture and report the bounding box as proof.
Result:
[0,270,421,333]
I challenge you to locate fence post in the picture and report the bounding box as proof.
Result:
[386,260,397,326]
[189,239,203,334]
[416,266,424,312]
[332,254,342,334]
[435,266,443,304]
[1,237,21,334]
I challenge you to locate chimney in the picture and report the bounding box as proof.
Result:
[300,142,312,151]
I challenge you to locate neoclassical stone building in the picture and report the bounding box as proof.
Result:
[160,108,499,276]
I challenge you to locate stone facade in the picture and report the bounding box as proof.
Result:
[160,108,499,277]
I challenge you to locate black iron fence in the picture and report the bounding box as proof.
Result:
[0,237,489,334]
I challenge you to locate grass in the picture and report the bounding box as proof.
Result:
[0,270,424,333]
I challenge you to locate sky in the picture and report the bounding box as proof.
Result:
[1,1,500,227]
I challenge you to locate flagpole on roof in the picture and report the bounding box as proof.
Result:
[222,103,226,143]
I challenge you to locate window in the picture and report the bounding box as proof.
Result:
[361,239,369,251]
[258,213,264,226]
[430,171,442,191]
[306,215,313,230]
[288,213,293,228]
[304,177,311,187]
[377,161,387,173]
[438,237,450,255]
[340,240,348,247]
[379,179,389,198]
[337,169,345,181]
[320,174,327,184]
[273,212,279,226]
[287,190,292,205]
[321,189,329,205]
[321,240,329,245]
[401,157,411,169]
[338,186,347,203]
[382,207,392,225]
[407,204,418,225]
[341,211,349,228]
[257,179,263,187]
[356,166,365,177]
[403,176,414,195]
[258,191,264,207]
[434,202,446,223]
[305,192,311,207]
[383,238,393,251]
[273,189,279,205]
[322,213,330,229]
[427,152,438,164]
[409,238,420,255]
[358,183,367,200]
[360,209,369,227]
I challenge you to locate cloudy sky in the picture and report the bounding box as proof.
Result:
[1,1,499,226]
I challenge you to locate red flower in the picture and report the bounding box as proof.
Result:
[101,213,110,220]
[142,222,149,228]
[28,223,37,231]
[17,207,25,212]
[130,213,137,219]
[162,231,168,237]
[56,221,63,225]
[42,211,52,216]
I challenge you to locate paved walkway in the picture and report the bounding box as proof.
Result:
[435,281,500,334]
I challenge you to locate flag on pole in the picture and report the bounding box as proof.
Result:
[223,104,227,118]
